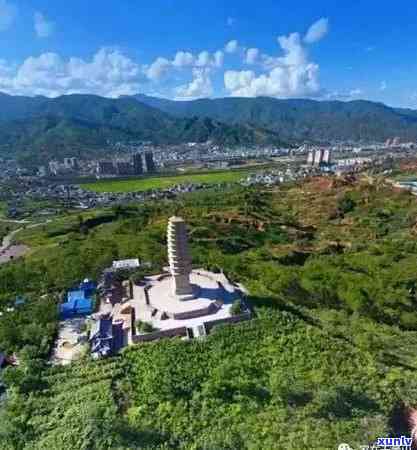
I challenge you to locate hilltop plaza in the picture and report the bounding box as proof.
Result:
[129,216,249,340]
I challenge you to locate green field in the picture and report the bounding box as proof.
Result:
[81,169,255,193]
[0,200,7,217]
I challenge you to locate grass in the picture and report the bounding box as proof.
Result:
[0,201,7,217]
[80,169,256,193]
[0,221,20,242]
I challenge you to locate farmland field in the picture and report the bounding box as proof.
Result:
[80,169,256,193]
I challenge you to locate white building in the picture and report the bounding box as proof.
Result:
[112,259,140,270]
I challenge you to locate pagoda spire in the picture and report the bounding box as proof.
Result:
[167,216,194,299]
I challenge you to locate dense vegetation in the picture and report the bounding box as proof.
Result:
[135,94,417,142]
[4,92,417,163]
[2,175,417,448]
[0,93,282,164]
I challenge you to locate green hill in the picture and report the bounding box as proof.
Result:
[0,93,284,163]
[133,94,417,141]
[3,91,417,163]
[2,178,417,448]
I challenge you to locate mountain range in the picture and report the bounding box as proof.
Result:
[1,91,417,164]
[0,93,284,165]
[133,94,417,142]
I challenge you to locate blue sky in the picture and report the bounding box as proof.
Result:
[0,0,416,107]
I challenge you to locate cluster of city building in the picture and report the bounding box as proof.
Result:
[47,151,156,178]
[0,154,397,220]
[96,151,156,177]
[1,137,415,184]
[48,157,79,176]
[45,145,289,178]
[3,180,211,217]
[306,148,332,166]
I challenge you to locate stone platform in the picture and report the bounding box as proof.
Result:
[132,269,243,332]
[146,272,223,320]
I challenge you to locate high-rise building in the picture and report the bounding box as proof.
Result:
[69,157,78,169]
[63,157,78,169]
[97,160,115,175]
[142,151,156,173]
[313,149,323,166]
[48,160,60,175]
[307,150,314,165]
[322,149,332,165]
[116,161,133,176]
[133,153,143,175]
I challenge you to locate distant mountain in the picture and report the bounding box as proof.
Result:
[0,93,283,164]
[133,94,417,142]
[3,91,417,166]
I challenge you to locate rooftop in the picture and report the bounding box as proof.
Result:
[112,258,140,270]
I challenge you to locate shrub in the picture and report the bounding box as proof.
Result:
[230,299,243,316]
[135,320,155,333]
[337,194,356,215]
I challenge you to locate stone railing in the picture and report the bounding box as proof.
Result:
[132,326,188,343]
[203,311,252,334]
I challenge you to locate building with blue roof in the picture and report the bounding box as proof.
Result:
[67,290,86,302]
[79,279,96,297]
[59,280,96,320]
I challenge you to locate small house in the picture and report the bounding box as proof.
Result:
[90,318,124,358]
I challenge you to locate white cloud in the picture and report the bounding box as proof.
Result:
[245,48,259,65]
[175,68,213,99]
[0,0,16,31]
[34,12,54,38]
[196,51,211,67]
[380,80,387,91]
[194,50,224,68]
[146,57,171,81]
[225,31,320,98]
[325,88,364,100]
[278,33,307,66]
[172,51,194,67]
[225,40,239,54]
[224,70,255,92]
[0,20,331,101]
[213,50,224,68]
[0,48,143,97]
[304,17,329,44]
[148,48,223,84]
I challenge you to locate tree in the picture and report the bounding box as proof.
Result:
[337,194,356,215]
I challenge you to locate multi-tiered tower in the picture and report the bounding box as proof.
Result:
[167,216,194,300]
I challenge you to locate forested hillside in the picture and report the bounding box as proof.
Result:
[3,91,417,163]
[134,94,417,142]
[1,176,417,448]
[0,93,283,164]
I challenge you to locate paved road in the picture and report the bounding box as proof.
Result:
[0,227,24,252]
[0,218,30,224]
[0,220,50,264]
